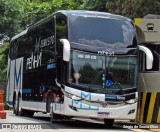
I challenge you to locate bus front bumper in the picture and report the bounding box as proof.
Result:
[64,98,137,120]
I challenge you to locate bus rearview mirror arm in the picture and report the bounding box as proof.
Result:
[60,39,71,62]
[138,45,153,69]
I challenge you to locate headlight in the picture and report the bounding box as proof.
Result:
[71,95,80,100]
[65,92,81,100]
[126,99,137,104]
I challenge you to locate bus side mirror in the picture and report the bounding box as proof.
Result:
[60,39,71,62]
[138,45,153,69]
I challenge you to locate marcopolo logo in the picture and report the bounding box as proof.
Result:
[98,49,114,55]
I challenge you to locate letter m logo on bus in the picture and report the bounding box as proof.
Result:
[14,58,23,90]
[81,91,91,100]
[72,100,82,108]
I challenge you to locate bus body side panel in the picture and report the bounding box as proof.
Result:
[6,57,23,107]
[138,72,160,92]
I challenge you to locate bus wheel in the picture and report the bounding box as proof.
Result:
[46,93,53,113]
[104,119,114,128]
[50,103,61,123]
[50,110,56,123]
[17,96,25,116]
[51,112,62,123]
[26,111,34,117]
[13,95,17,114]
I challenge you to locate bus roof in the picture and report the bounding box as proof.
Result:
[11,29,28,41]
[57,10,130,20]
[11,10,132,41]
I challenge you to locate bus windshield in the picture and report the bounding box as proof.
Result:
[106,56,138,89]
[69,16,136,48]
[68,51,105,89]
[68,51,138,90]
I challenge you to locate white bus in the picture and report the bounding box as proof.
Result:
[6,10,153,127]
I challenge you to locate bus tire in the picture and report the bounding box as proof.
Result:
[51,112,62,123]
[17,96,25,116]
[51,110,56,123]
[104,119,114,128]
[46,93,53,113]
[50,103,62,123]
[13,95,19,116]
[13,94,17,115]
[26,111,34,117]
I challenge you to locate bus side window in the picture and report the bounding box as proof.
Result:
[56,15,67,42]
[17,35,33,58]
[56,15,68,83]
[9,42,13,60]
[56,57,63,82]
[10,40,18,60]
[139,51,146,72]
[56,57,67,83]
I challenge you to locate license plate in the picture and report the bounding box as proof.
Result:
[97,112,110,118]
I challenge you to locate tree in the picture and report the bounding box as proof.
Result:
[106,0,160,19]
[21,0,83,27]
[0,0,23,40]
[0,43,9,84]
[132,0,160,18]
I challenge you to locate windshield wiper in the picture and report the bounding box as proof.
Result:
[85,71,103,92]
[113,81,127,94]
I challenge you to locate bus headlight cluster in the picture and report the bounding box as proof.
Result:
[71,95,80,100]
[126,99,137,104]
[65,92,81,100]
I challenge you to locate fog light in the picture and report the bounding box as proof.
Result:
[128,109,135,115]
[69,105,78,111]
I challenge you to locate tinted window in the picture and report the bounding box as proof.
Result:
[56,57,63,81]
[17,35,33,58]
[56,15,67,41]
[69,16,136,48]
[56,15,68,57]
[32,20,55,52]
[10,40,18,60]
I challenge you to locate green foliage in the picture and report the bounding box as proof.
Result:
[0,0,23,39]
[81,0,107,11]
[105,0,160,19]
[132,0,160,18]
[21,0,83,27]
[0,43,9,83]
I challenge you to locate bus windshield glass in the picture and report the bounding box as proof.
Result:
[68,51,105,88]
[106,56,138,89]
[69,15,136,48]
[68,51,138,90]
